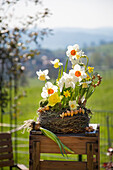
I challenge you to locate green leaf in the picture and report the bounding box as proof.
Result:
[61,65,63,77]
[86,86,95,100]
[81,55,89,71]
[74,83,79,98]
[64,59,68,73]
[40,127,74,156]
[40,127,64,155]
[58,67,61,80]
[80,88,86,98]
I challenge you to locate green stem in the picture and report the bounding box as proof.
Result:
[58,67,61,80]
[61,65,63,77]
[64,58,68,73]
[80,55,89,71]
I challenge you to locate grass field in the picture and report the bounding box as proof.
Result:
[1,70,113,169]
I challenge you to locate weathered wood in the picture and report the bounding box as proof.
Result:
[87,143,94,170]
[97,124,100,170]
[29,124,100,170]
[0,133,11,139]
[0,153,13,160]
[0,146,13,153]
[40,161,87,170]
[0,140,12,146]
[30,135,97,154]
[0,160,14,167]
[0,132,28,169]
[33,142,40,170]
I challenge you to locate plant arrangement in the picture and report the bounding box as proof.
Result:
[36,44,102,134]
[23,43,102,156]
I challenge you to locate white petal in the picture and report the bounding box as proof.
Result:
[50,60,54,64]
[74,64,81,71]
[43,69,49,75]
[67,45,73,51]
[46,76,50,79]
[73,44,79,50]
[41,92,47,98]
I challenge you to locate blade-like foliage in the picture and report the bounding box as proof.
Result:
[64,59,68,73]
[40,127,74,156]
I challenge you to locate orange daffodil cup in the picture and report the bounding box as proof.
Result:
[36,44,102,112]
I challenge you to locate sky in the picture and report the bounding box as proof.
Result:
[42,0,113,29]
[2,0,113,29]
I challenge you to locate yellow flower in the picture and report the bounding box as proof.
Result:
[48,92,62,106]
[80,81,91,88]
[54,62,59,68]
[85,73,91,81]
[88,66,94,73]
[50,59,63,69]
[69,100,78,110]
[36,69,50,81]
[63,90,71,98]
[39,74,46,81]
[82,82,88,88]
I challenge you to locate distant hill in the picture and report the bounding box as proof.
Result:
[25,43,113,78]
[39,27,113,50]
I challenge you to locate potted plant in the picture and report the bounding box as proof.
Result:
[23,44,102,155]
[36,44,102,134]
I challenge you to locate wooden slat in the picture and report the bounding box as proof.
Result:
[40,161,87,170]
[0,153,13,160]
[0,146,12,153]
[97,125,100,170]
[0,160,14,168]
[0,133,11,140]
[0,140,12,147]
[30,135,97,154]
[87,143,94,170]
[33,142,40,170]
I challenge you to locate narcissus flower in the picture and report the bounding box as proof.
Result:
[85,73,91,81]
[50,59,63,68]
[88,66,94,73]
[69,100,78,110]
[58,72,75,92]
[41,82,58,98]
[69,64,87,83]
[36,69,50,81]
[63,90,71,98]
[80,81,92,88]
[48,92,62,106]
[66,44,79,58]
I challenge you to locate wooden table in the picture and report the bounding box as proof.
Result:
[29,124,100,170]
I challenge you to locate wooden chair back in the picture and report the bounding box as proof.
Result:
[0,133,14,168]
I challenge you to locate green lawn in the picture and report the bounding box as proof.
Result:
[1,70,113,169]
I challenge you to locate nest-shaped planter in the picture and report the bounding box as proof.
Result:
[38,108,91,134]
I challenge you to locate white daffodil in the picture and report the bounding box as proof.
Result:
[66,44,85,67]
[80,81,92,88]
[66,44,79,59]
[50,59,63,68]
[69,64,87,83]
[69,100,78,110]
[70,57,82,68]
[58,72,75,92]
[41,82,58,98]
[36,69,50,81]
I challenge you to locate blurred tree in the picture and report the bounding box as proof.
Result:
[0,0,51,163]
[0,0,51,78]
